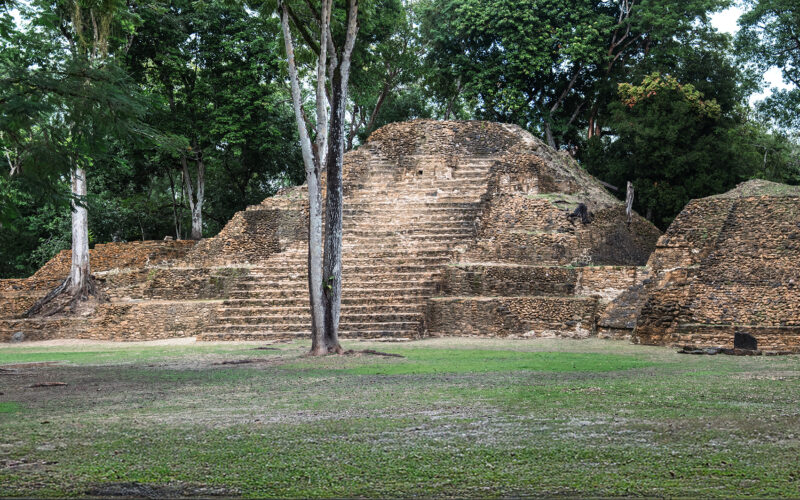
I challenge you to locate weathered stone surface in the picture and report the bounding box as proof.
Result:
[0,120,661,341]
[633,180,800,352]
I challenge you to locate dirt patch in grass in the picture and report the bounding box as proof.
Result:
[85,481,238,498]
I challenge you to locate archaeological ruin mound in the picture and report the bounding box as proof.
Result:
[631,180,800,352]
[0,120,661,342]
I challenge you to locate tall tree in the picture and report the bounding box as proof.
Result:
[582,73,756,228]
[126,0,301,241]
[1,0,146,312]
[345,0,428,148]
[274,0,358,355]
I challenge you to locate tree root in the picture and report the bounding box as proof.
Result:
[307,342,345,356]
[343,349,405,358]
[24,275,107,318]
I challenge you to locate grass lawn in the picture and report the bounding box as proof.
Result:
[0,337,798,498]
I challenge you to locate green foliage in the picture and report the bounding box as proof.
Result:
[736,0,800,131]
[417,0,732,146]
[126,0,303,236]
[1,0,303,276]
[618,73,722,120]
[581,71,795,229]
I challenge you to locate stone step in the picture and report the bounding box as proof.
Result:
[198,329,419,341]
[241,271,436,284]
[349,194,484,203]
[280,248,455,259]
[357,179,489,189]
[218,303,425,317]
[206,321,421,333]
[343,200,479,208]
[221,296,429,308]
[217,311,422,325]
[228,286,435,299]
[343,220,474,228]
[248,261,448,274]
[247,260,451,274]
[342,226,474,235]
[231,278,434,290]
[350,186,488,195]
[341,232,473,241]
[367,162,492,169]
[342,209,480,218]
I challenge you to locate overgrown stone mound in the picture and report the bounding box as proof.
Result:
[632,179,800,352]
[0,120,661,341]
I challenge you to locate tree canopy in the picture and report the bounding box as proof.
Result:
[1,0,798,275]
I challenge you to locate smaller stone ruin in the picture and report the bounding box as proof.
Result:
[623,180,800,352]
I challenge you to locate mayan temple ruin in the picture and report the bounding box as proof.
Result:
[0,120,663,342]
[2,121,798,351]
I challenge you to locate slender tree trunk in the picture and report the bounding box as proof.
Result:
[181,153,205,240]
[280,1,326,354]
[167,169,181,240]
[69,167,90,299]
[444,77,461,120]
[322,79,346,354]
[364,75,393,135]
[544,121,556,149]
[625,181,634,224]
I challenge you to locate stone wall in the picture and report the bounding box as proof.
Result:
[430,263,650,337]
[438,263,646,300]
[100,267,254,301]
[188,190,308,267]
[426,296,599,338]
[0,301,216,342]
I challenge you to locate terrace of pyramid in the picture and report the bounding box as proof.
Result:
[0,120,662,342]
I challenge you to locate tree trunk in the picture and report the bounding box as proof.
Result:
[322,79,346,355]
[307,167,326,355]
[544,121,556,149]
[444,77,461,121]
[321,0,358,354]
[181,153,205,240]
[280,1,326,354]
[625,181,634,224]
[69,167,91,299]
[167,169,181,240]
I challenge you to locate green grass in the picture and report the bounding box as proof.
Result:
[292,349,650,375]
[0,338,798,498]
[0,401,21,413]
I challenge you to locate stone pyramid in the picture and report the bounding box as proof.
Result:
[0,120,661,342]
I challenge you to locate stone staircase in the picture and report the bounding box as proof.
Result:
[199,154,497,340]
